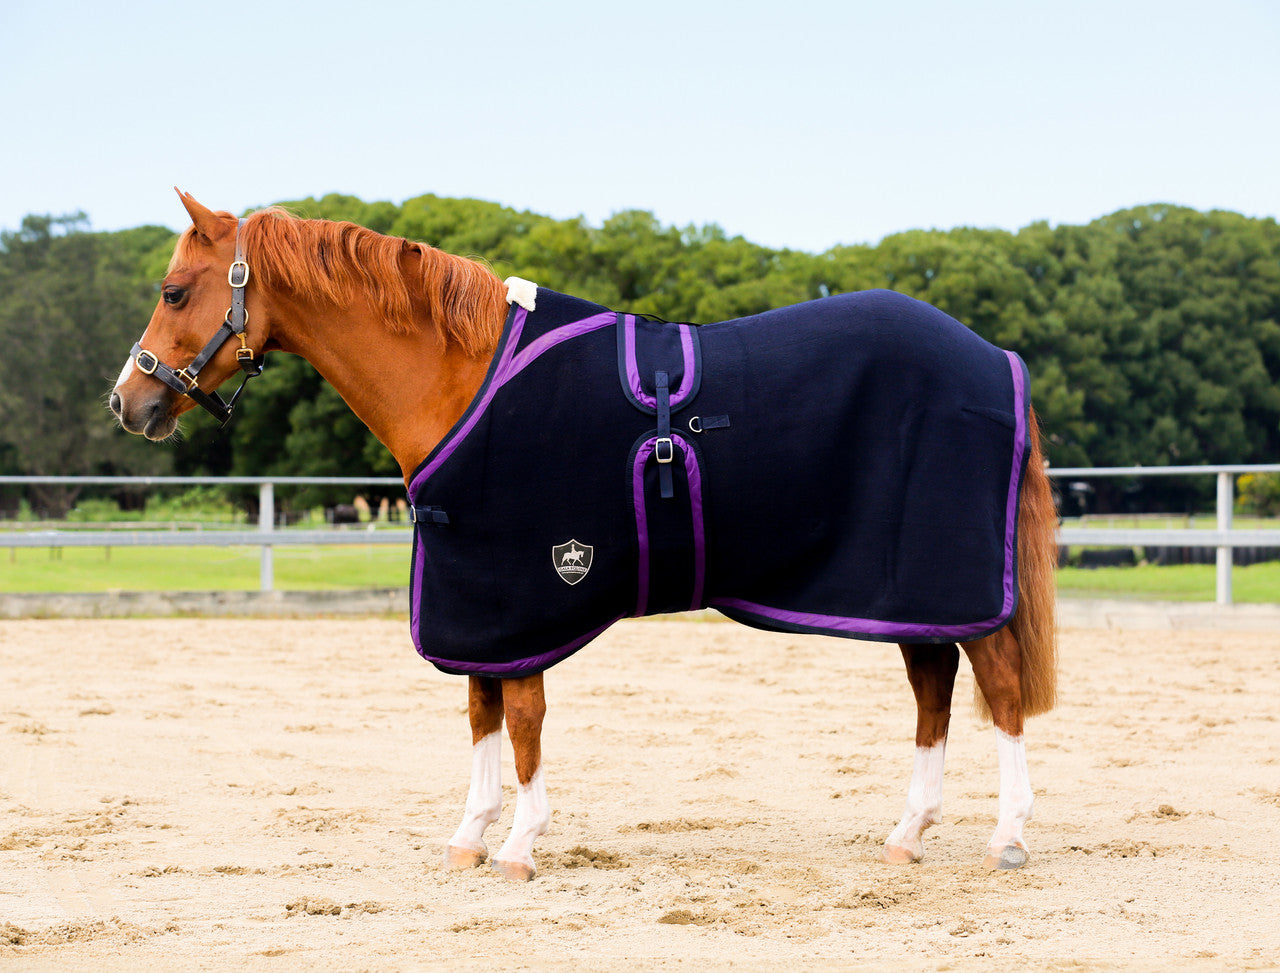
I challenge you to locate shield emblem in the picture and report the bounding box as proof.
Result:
[552,539,593,585]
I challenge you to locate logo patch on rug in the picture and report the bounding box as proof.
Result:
[552,540,593,585]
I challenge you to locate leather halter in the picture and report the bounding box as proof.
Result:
[129,218,265,427]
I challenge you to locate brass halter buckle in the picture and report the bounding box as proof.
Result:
[134,349,159,375]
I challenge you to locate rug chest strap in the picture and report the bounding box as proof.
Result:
[654,370,674,499]
[410,505,450,526]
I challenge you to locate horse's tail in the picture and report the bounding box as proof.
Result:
[976,407,1059,720]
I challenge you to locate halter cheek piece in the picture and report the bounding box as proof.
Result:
[129,218,266,428]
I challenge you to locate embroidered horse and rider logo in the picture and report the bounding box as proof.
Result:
[552,540,593,585]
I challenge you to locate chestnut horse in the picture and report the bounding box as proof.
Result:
[110,192,1058,880]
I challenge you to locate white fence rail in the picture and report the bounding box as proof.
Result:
[1,476,410,593]
[1052,465,1280,604]
[4,468,1280,603]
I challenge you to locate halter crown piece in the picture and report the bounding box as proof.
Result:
[130,218,265,427]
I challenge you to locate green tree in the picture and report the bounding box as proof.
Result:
[0,215,174,515]
[6,195,1278,520]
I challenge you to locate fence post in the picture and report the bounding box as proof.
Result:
[1216,471,1233,606]
[259,481,275,592]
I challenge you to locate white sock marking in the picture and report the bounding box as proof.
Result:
[990,728,1034,852]
[448,730,502,855]
[885,742,946,856]
[495,765,550,872]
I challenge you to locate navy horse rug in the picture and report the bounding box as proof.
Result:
[407,286,1031,677]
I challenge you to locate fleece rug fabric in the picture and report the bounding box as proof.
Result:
[406,287,1030,677]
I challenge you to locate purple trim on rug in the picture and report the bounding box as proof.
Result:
[410,305,528,496]
[623,316,646,405]
[676,327,696,405]
[682,434,706,610]
[410,533,421,644]
[505,311,616,385]
[419,617,623,677]
[407,306,529,647]
[411,309,617,494]
[712,354,1028,641]
[623,316,697,408]
[709,598,1007,641]
[997,349,1028,620]
[631,433,706,616]
[631,440,652,617]
[410,542,425,649]
[409,306,616,650]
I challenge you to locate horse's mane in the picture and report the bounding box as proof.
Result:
[174,208,506,355]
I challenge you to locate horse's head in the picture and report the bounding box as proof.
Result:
[110,190,265,440]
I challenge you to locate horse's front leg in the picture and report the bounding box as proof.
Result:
[491,672,551,881]
[444,676,505,870]
[962,629,1034,870]
[882,643,959,864]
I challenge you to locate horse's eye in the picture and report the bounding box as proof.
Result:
[162,286,185,306]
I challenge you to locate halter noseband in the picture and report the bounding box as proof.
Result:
[130,218,266,428]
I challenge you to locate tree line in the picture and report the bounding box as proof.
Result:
[1,195,1277,516]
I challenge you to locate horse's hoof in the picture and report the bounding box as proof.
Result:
[491,858,536,882]
[983,844,1028,870]
[880,843,922,865]
[443,845,487,870]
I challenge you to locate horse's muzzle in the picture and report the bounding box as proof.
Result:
[111,388,177,441]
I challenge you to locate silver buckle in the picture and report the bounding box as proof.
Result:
[654,437,674,464]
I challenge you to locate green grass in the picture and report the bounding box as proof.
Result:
[1057,560,1280,602]
[3,539,1278,603]
[1055,513,1280,601]
[0,544,411,592]
[1064,514,1279,529]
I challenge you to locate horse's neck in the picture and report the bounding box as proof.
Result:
[271,298,501,481]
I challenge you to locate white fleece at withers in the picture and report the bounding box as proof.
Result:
[504,276,538,311]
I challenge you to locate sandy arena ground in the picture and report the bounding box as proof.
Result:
[1,615,1278,971]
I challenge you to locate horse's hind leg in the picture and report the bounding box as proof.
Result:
[444,676,505,870]
[491,673,551,881]
[882,644,959,864]
[961,629,1034,870]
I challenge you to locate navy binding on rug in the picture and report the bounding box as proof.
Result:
[407,288,1031,677]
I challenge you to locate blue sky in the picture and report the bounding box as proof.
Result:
[3,0,1277,252]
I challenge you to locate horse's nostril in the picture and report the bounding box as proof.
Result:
[109,391,122,418]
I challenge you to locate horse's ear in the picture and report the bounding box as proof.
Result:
[175,188,234,243]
